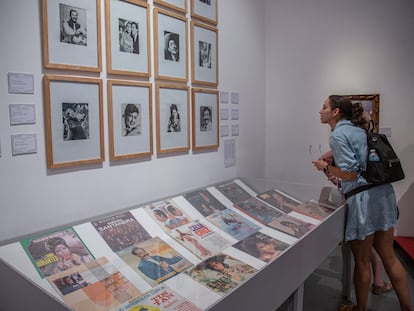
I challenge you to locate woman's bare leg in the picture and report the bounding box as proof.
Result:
[374,228,412,311]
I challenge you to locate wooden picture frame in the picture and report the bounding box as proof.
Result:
[41,0,102,72]
[154,8,188,82]
[344,94,380,133]
[107,80,153,161]
[191,21,218,87]
[43,75,104,169]
[156,83,190,154]
[153,0,187,14]
[191,0,217,25]
[192,88,219,150]
[105,0,151,77]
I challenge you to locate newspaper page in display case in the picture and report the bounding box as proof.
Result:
[144,199,192,231]
[184,189,227,217]
[267,214,316,239]
[214,180,252,203]
[186,253,257,295]
[232,232,289,263]
[233,197,285,225]
[91,211,151,252]
[47,257,142,311]
[117,284,202,311]
[257,188,301,214]
[116,237,192,287]
[206,209,260,241]
[168,220,232,259]
[20,227,94,278]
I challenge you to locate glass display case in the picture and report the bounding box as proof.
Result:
[0,178,347,311]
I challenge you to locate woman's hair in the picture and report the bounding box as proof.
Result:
[328,95,364,126]
[45,237,68,253]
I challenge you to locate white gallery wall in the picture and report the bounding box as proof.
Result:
[0,0,266,242]
[1,0,413,243]
[264,0,414,236]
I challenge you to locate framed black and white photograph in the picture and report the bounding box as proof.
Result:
[191,21,218,87]
[41,0,102,72]
[192,88,219,150]
[154,8,188,82]
[191,0,217,25]
[153,0,187,14]
[43,75,104,169]
[107,80,153,161]
[344,94,380,133]
[156,83,190,154]
[105,0,150,77]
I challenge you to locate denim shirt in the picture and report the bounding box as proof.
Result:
[329,119,369,194]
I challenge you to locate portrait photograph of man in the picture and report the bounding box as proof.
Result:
[60,4,87,46]
[164,31,180,62]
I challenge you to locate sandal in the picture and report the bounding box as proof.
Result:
[372,280,393,295]
[338,304,356,311]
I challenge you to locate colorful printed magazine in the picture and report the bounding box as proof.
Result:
[207,209,260,241]
[20,227,94,278]
[168,220,232,259]
[47,257,142,311]
[91,211,151,252]
[116,237,193,287]
[117,284,202,311]
[186,253,257,295]
[184,189,227,217]
[144,200,192,231]
[233,232,289,263]
[214,180,252,203]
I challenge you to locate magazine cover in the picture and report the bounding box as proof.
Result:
[214,180,252,203]
[91,211,152,252]
[168,221,232,259]
[233,197,285,225]
[318,186,345,210]
[206,209,260,241]
[47,257,142,311]
[117,284,202,311]
[144,200,192,231]
[256,189,301,214]
[20,227,94,278]
[184,189,227,217]
[116,237,192,287]
[290,201,333,220]
[232,232,289,263]
[267,214,316,238]
[186,253,257,295]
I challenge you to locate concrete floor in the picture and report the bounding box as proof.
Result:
[278,243,414,311]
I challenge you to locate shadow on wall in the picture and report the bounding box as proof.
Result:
[396,143,414,237]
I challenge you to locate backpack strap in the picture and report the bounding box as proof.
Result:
[344,183,377,199]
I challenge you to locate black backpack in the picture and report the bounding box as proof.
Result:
[344,131,405,199]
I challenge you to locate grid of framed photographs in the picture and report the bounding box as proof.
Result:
[40,0,219,169]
